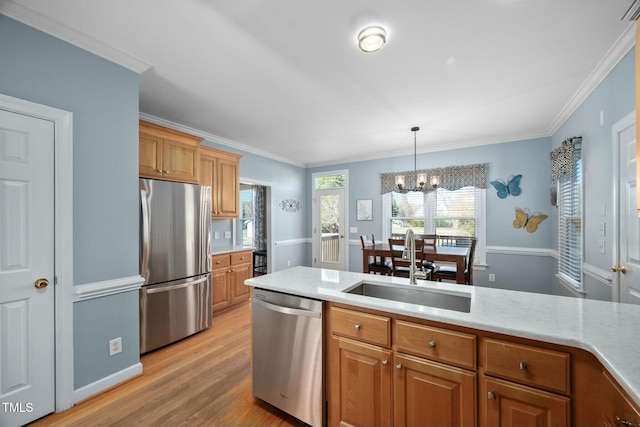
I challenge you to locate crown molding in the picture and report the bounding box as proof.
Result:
[0,1,152,73]
[138,113,306,168]
[548,21,637,134]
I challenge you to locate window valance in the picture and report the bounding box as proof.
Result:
[381,163,488,194]
[550,136,582,182]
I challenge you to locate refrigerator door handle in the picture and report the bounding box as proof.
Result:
[140,188,150,282]
[145,276,208,294]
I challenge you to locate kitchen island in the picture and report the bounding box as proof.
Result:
[245,266,640,426]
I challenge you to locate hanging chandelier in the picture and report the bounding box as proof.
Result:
[395,127,439,193]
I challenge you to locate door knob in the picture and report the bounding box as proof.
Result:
[612,265,628,274]
[34,278,49,289]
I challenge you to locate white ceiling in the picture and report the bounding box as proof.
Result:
[3,0,636,167]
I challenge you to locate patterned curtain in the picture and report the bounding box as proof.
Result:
[253,185,266,251]
[550,137,581,182]
[381,163,488,194]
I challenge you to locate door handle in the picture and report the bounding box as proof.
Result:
[612,265,628,274]
[34,278,49,289]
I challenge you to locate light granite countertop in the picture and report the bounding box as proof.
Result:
[210,245,253,256]
[245,266,640,406]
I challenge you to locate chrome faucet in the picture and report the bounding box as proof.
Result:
[404,229,417,284]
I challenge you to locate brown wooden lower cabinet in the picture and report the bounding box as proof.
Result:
[328,335,392,427]
[328,304,476,427]
[211,250,252,312]
[602,370,640,427]
[480,376,570,427]
[327,302,640,427]
[394,353,476,427]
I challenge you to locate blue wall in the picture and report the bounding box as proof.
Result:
[0,16,140,389]
[551,49,636,299]
[202,141,310,270]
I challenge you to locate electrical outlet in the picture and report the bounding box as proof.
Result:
[488,274,495,282]
[214,231,220,240]
[109,337,122,356]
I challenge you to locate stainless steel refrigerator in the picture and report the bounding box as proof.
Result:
[139,178,212,354]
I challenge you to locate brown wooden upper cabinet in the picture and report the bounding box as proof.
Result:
[139,121,202,184]
[199,146,241,218]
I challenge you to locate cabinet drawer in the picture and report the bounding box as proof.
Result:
[484,338,570,394]
[231,251,251,265]
[331,306,390,347]
[394,320,476,369]
[211,254,230,269]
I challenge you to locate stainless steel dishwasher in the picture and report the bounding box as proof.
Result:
[251,288,324,427]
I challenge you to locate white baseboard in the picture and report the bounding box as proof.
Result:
[74,362,143,404]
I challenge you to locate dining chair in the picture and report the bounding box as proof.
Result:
[433,237,477,285]
[414,233,437,275]
[360,234,392,276]
[388,238,428,279]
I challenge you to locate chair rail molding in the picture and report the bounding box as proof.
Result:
[73,275,144,302]
[582,262,613,286]
[486,245,554,257]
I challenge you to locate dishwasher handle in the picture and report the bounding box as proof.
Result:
[252,297,322,318]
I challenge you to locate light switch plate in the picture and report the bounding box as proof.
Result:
[224,231,231,239]
[599,222,606,236]
[350,227,358,233]
[598,240,606,254]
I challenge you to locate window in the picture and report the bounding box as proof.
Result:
[557,141,582,287]
[382,186,486,264]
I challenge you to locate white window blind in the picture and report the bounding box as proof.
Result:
[557,142,582,287]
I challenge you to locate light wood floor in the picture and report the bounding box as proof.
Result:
[29,302,309,427]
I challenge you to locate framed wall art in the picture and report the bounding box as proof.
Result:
[356,199,373,221]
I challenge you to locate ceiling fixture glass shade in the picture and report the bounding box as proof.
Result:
[395,127,439,193]
[358,26,386,52]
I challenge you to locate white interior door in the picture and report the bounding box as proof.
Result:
[314,188,346,270]
[615,112,640,304]
[0,109,55,426]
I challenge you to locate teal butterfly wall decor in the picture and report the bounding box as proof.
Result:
[490,174,522,199]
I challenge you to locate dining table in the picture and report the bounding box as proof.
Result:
[361,242,470,284]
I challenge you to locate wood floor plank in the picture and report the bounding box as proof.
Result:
[29,302,310,427]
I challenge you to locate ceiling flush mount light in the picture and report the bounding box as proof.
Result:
[358,25,386,53]
[395,127,439,193]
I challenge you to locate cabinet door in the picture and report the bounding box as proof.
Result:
[328,335,392,427]
[139,132,163,178]
[602,371,640,427]
[163,138,199,183]
[211,268,230,312]
[394,353,476,427]
[481,376,569,427]
[229,262,252,305]
[215,156,239,217]
[199,156,215,217]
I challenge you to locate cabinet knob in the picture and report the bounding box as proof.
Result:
[429,340,436,348]
[488,390,496,400]
[395,363,402,369]
[354,323,361,330]
[519,361,530,371]
[382,359,388,365]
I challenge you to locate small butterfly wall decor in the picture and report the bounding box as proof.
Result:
[490,174,522,199]
[513,207,548,233]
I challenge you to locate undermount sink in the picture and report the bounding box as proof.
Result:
[343,281,471,313]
